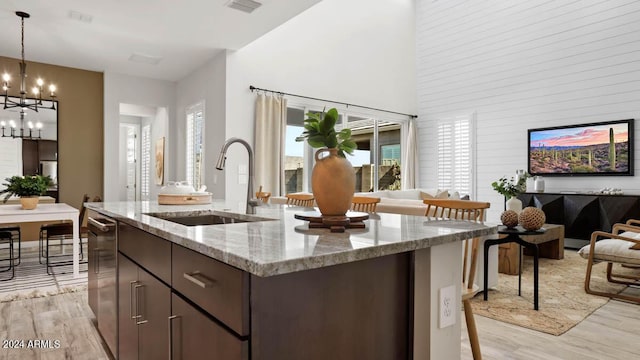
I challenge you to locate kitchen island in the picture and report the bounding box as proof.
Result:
[86,201,497,360]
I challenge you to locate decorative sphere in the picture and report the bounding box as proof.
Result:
[519,207,546,231]
[500,210,519,228]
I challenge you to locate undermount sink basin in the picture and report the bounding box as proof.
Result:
[145,211,274,226]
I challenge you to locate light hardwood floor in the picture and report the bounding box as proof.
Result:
[1,288,638,359]
[0,292,109,360]
[462,287,640,359]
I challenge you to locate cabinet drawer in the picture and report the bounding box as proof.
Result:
[172,244,249,336]
[172,294,248,360]
[118,223,171,284]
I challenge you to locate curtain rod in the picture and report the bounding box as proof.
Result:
[249,85,417,119]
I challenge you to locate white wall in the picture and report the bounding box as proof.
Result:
[0,138,21,190]
[416,0,640,221]
[224,0,417,210]
[175,52,227,200]
[104,72,176,201]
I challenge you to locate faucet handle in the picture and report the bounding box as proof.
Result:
[248,198,261,207]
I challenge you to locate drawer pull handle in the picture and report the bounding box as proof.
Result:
[88,217,112,232]
[183,271,215,288]
[168,315,179,359]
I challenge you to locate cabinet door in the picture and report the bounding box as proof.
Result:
[118,254,139,360]
[88,230,98,316]
[38,140,57,160]
[138,268,171,360]
[171,294,248,360]
[22,139,38,175]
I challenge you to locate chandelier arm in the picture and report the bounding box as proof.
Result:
[0,11,51,139]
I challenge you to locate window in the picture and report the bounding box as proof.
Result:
[284,105,406,193]
[284,107,308,193]
[437,114,475,197]
[141,124,150,199]
[186,102,205,189]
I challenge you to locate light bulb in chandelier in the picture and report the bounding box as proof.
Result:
[2,11,58,114]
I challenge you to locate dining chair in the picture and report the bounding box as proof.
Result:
[39,194,90,274]
[423,198,490,360]
[285,193,315,207]
[350,196,380,212]
[578,220,640,304]
[256,185,272,204]
[0,226,20,280]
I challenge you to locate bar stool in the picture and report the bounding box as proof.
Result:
[0,226,21,281]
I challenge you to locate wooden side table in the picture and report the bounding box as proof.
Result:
[498,223,564,275]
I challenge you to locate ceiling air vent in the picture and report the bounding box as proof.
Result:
[226,0,262,13]
[128,53,163,65]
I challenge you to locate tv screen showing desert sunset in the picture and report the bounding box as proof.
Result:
[528,121,632,175]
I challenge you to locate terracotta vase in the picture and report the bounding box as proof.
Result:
[20,196,39,210]
[311,148,356,217]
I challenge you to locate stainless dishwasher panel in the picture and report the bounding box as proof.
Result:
[88,214,117,358]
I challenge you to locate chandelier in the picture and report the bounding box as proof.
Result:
[1,11,57,140]
[1,109,42,139]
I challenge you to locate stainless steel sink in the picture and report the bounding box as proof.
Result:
[145,211,273,226]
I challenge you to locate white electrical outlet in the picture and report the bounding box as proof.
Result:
[439,285,456,329]
[238,174,248,185]
[238,164,248,175]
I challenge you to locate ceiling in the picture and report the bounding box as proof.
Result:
[0,0,321,81]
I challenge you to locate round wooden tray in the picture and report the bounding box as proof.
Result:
[294,211,369,233]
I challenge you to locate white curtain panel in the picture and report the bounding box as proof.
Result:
[401,119,419,190]
[254,94,287,196]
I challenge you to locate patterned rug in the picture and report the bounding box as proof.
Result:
[0,243,87,302]
[470,250,639,336]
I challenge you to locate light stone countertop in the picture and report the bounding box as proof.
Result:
[86,201,498,277]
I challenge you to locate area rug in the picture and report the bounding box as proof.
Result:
[470,250,639,336]
[0,243,87,303]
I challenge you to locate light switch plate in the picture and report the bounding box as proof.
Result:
[238,174,248,185]
[439,285,456,329]
[238,164,248,175]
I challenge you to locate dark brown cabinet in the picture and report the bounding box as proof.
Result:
[518,192,640,240]
[38,139,57,160]
[170,294,248,360]
[21,139,58,175]
[118,253,171,360]
[21,139,39,175]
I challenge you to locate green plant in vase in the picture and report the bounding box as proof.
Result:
[0,175,53,209]
[492,172,530,214]
[297,108,357,157]
[295,108,357,217]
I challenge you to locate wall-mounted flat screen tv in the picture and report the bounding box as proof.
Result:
[528,119,634,176]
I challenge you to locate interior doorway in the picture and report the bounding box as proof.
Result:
[119,123,139,201]
[118,103,168,201]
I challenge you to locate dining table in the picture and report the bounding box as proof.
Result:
[0,203,80,277]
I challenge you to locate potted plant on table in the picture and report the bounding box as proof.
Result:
[0,175,53,210]
[296,108,357,217]
[491,173,529,213]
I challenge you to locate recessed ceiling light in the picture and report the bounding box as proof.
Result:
[128,53,163,65]
[68,10,93,23]
[226,0,262,13]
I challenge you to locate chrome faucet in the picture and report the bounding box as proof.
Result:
[215,137,260,214]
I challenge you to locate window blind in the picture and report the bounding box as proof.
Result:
[141,125,150,199]
[437,115,473,197]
